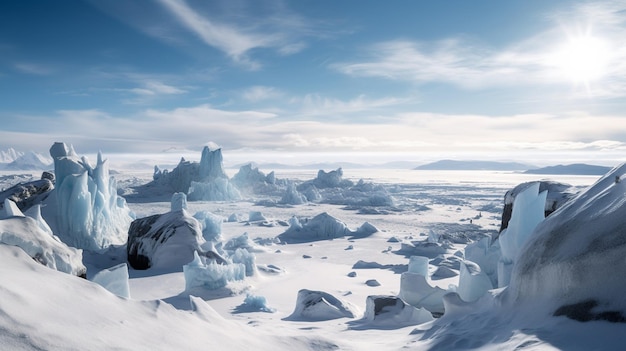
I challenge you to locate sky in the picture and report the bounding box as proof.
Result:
[1,0,626,166]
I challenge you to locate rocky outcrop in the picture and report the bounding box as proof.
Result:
[0,172,54,212]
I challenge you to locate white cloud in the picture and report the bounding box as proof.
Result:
[333,2,626,96]
[242,86,283,102]
[14,62,55,75]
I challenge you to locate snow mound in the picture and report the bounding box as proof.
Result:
[47,142,133,251]
[352,295,433,329]
[0,213,86,276]
[278,212,378,243]
[287,289,359,321]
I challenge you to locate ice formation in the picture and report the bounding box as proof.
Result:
[183,251,245,290]
[278,212,378,243]
[457,260,493,302]
[235,294,276,313]
[287,289,358,321]
[91,263,130,298]
[48,142,133,251]
[0,205,86,276]
[193,210,223,242]
[399,272,448,315]
[127,194,207,270]
[187,147,241,201]
[507,164,626,320]
[280,182,308,205]
[497,182,547,287]
[358,295,434,328]
[298,168,353,189]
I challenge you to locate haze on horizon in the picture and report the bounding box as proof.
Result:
[1,0,626,167]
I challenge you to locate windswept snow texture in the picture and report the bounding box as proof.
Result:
[509,164,626,319]
[48,142,133,251]
[0,212,85,276]
[287,289,359,321]
[278,212,378,243]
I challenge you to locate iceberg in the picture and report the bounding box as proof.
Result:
[47,142,133,251]
[456,260,493,302]
[193,210,223,242]
[187,146,241,201]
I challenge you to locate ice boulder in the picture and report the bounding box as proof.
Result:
[235,294,276,313]
[0,172,54,212]
[278,212,376,243]
[507,164,626,321]
[47,142,133,251]
[91,263,130,298]
[0,214,86,276]
[287,289,358,321]
[457,260,493,302]
[183,251,245,290]
[356,295,433,328]
[399,272,448,315]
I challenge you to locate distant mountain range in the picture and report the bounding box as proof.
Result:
[231,161,419,170]
[413,160,534,171]
[524,164,612,175]
[0,148,53,171]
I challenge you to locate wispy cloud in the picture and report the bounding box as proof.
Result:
[242,86,284,102]
[14,62,55,75]
[290,94,413,118]
[333,2,626,97]
[153,0,318,69]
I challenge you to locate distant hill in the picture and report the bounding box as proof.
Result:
[524,164,611,176]
[231,161,419,170]
[414,160,533,171]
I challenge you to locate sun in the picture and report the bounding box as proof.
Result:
[549,34,611,85]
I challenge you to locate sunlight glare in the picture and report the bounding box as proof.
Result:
[549,34,611,84]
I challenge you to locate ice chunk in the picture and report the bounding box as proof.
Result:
[235,294,276,313]
[358,295,434,328]
[457,260,493,302]
[187,178,241,201]
[248,211,266,222]
[231,248,256,277]
[24,204,54,237]
[408,256,429,276]
[497,182,546,287]
[183,251,245,290]
[170,192,187,211]
[399,272,448,315]
[91,263,130,299]
[287,289,358,321]
[193,211,223,242]
[48,143,133,251]
[280,182,308,205]
[1,198,24,218]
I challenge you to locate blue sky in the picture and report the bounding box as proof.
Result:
[1,0,626,166]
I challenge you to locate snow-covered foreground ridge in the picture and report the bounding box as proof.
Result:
[0,142,625,350]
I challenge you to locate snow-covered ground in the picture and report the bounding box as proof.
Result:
[1,159,624,350]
